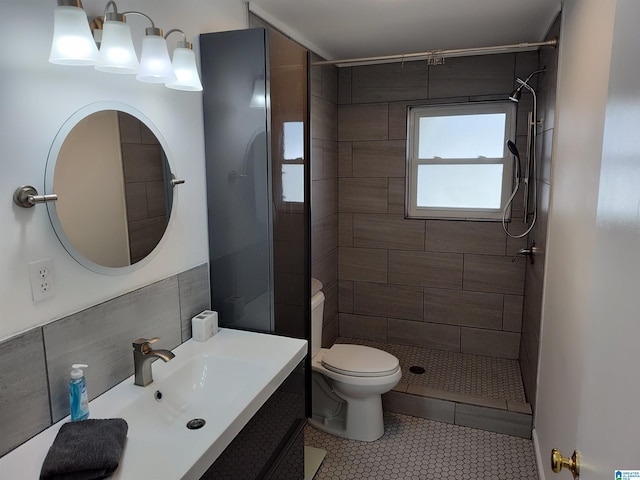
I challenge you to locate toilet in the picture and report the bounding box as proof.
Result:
[309,279,402,442]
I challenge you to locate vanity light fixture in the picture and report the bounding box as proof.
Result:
[164,29,203,91]
[48,0,202,90]
[95,1,138,74]
[49,0,100,65]
[136,22,175,84]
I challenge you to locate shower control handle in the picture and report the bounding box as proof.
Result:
[512,242,537,264]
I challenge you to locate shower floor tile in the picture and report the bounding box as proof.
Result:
[305,412,539,480]
[336,337,526,403]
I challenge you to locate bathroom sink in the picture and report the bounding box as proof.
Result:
[118,353,267,435]
[0,328,307,480]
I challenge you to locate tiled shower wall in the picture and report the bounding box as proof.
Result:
[0,264,210,457]
[310,53,340,347]
[336,52,541,359]
[118,112,169,264]
[520,16,560,409]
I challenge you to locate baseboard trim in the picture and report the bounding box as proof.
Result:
[532,428,545,480]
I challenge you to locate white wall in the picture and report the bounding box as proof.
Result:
[534,0,616,477]
[0,0,247,341]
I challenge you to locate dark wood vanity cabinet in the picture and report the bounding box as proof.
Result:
[199,27,310,479]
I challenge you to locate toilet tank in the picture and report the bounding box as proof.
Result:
[311,291,325,358]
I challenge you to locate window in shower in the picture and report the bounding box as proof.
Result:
[406,102,516,220]
[280,121,305,203]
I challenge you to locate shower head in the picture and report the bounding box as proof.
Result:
[507,140,521,181]
[507,140,520,158]
[508,68,546,102]
[508,86,523,103]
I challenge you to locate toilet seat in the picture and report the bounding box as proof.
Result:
[321,344,400,378]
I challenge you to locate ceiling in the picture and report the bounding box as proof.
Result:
[248,0,562,62]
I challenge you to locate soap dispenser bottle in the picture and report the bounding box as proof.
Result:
[69,364,89,421]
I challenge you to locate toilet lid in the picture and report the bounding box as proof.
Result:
[322,344,400,377]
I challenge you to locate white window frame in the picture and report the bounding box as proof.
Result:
[406,102,516,220]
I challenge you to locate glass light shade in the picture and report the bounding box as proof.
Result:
[136,35,176,83]
[49,6,100,65]
[95,21,138,74]
[165,48,203,91]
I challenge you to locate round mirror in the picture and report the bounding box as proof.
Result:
[45,103,176,275]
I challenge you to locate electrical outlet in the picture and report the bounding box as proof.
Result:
[28,258,55,303]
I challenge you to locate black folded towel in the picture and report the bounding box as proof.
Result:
[40,418,128,480]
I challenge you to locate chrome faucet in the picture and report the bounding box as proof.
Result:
[132,337,175,387]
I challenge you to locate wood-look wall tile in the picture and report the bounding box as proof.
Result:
[128,216,166,264]
[322,313,339,348]
[338,213,353,247]
[338,141,353,178]
[519,331,539,408]
[425,220,506,255]
[43,277,182,422]
[354,282,423,321]
[312,139,339,182]
[383,391,455,424]
[463,254,526,295]
[388,318,460,352]
[424,288,503,330]
[506,234,528,257]
[311,60,338,104]
[351,62,428,103]
[407,385,507,410]
[338,280,354,313]
[352,140,406,178]
[178,264,210,342]
[323,280,339,328]
[338,67,352,105]
[455,403,531,438]
[540,127,554,185]
[460,327,520,359]
[311,177,337,222]
[312,213,338,262]
[428,54,515,99]
[339,247,388,283]
[388,178,406,215]
[311,95,337,141]
[353,214,425,250]
[311,139,324,181]
[388,251,463,289]
[146,181,166,218]
[312,249,338,291]
[125,183,148,221]
[516,94,534,137]
[539,43,559,133]
[503,294,524,333]
[388,101,410,140]
[0,329,51,456]
[323,140,338,180]
[339,313,388,341]
[338,178,388,213]
[121,144,164,182]
[338,104,388,141]
[117,111,143,144]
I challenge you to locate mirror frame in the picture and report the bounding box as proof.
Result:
[45,101,177,275]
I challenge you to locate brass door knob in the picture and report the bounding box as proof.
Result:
[551,448,580,478]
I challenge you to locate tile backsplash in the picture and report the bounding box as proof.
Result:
[0,263,210,457]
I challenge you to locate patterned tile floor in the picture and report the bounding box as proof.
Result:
[305,412,539,480]
[337,337,527,403]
